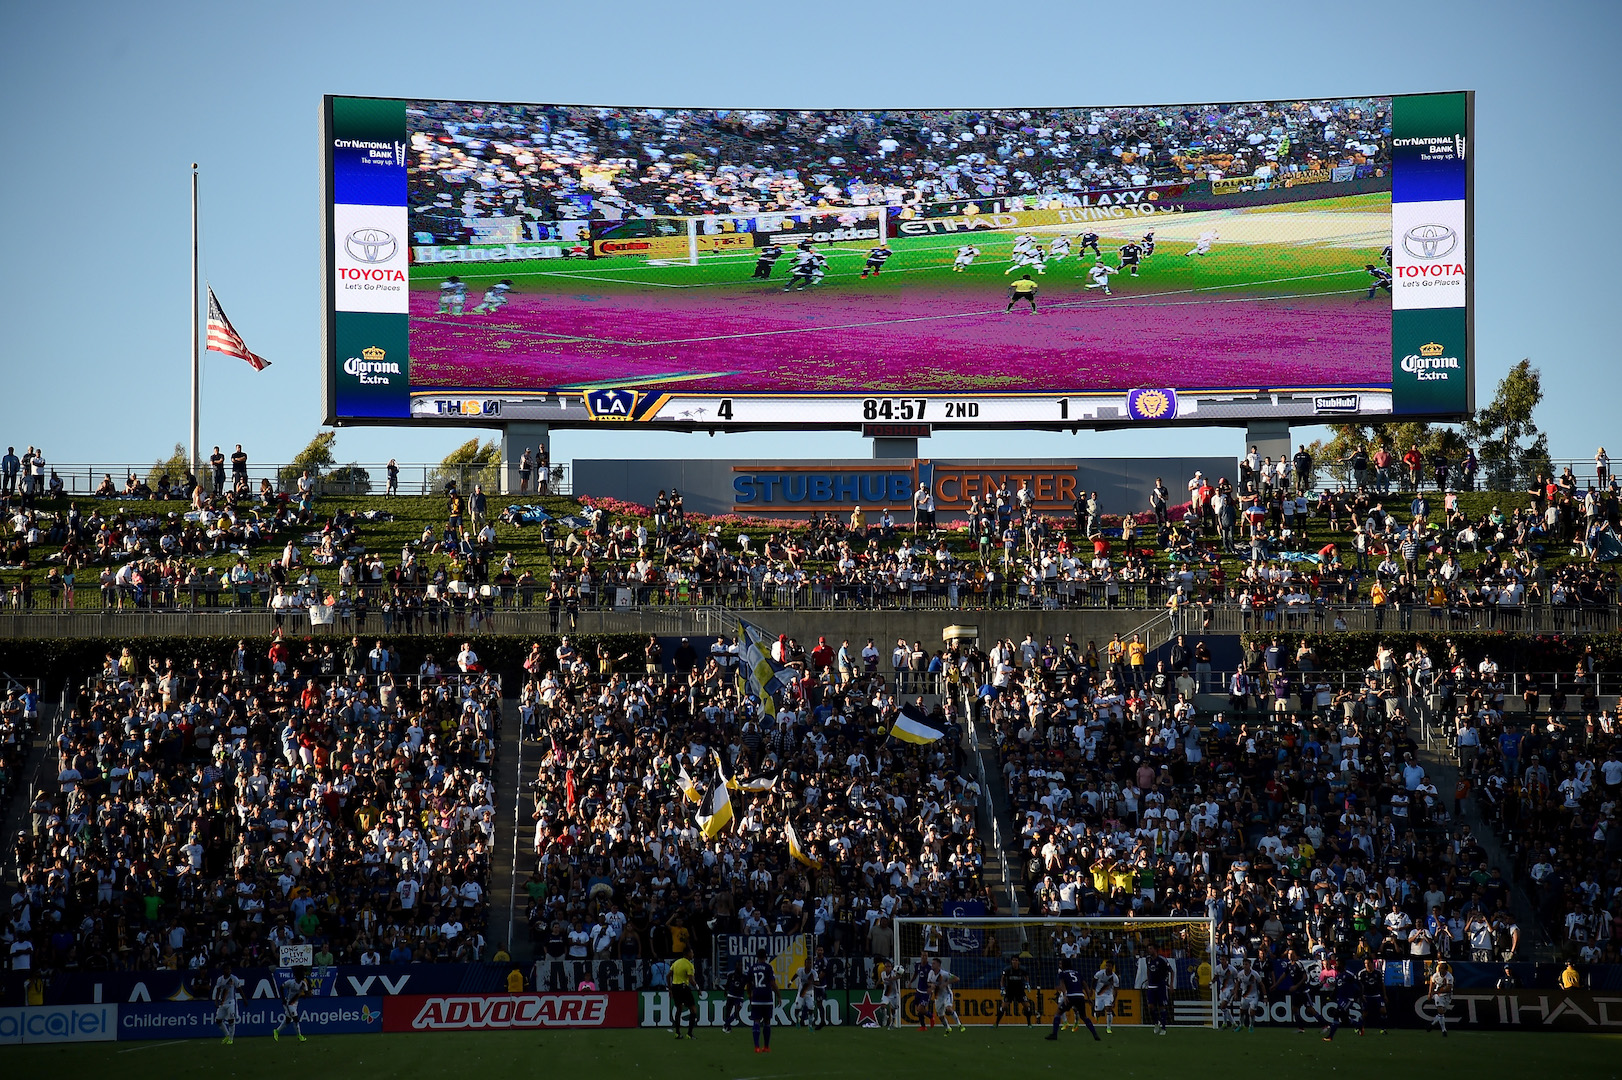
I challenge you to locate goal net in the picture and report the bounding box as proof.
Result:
[892,916,1216,1028]
[590,207,888,266]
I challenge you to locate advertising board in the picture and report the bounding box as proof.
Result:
[382,992,637,1031]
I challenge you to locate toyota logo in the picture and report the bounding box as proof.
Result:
[1401,223,1457,260]
[345,228,398,264]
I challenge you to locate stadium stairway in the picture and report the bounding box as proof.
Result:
[2,692,59,876]
[963,709,1030,915]
[489,697,531,962]
[1405,698,1548,958]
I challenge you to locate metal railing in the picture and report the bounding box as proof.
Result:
[0,606,706,640]
[4,461,571,498]
[1304,457,1610,496]
[4,584,1618,637]
[960,684,1020,919]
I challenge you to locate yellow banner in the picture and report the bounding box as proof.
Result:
[899,989,1143,1026]
[593,234,755,258]
[1211,169,1335,195]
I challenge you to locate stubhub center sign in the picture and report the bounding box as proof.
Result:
[733,468,914,508]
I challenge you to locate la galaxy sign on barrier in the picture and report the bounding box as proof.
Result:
[323,92,1474,430]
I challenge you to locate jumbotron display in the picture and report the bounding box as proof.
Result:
[322,92,1472,429]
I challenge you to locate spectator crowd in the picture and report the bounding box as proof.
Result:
[5,639,501,976]
[406,98,1391,241]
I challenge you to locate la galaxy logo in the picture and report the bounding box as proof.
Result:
[1126,387,1177,421]
[585,388,640,422]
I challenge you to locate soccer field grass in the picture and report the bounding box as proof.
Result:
[406,194,1391,396]
[9,1027,1618,1080]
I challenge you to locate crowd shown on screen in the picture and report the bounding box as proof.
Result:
[406,98,1391,240]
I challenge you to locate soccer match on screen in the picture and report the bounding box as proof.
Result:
[3,1,1619,1079]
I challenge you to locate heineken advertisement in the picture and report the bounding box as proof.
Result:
[326,96,410,420]
[1390,91,1472,416]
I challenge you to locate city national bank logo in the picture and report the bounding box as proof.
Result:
[585,388,639,421]
[1401,223,1457,260]
[345,228,398,264]
[1401,342,1460,381]
[344,346,401,386]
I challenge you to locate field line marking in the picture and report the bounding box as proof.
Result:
[636,285,1374,346]
[119,1039,191,1053]
[412,316,646,347]
[557,371,742,391]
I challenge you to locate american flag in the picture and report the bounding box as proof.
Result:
[205,285,270,371]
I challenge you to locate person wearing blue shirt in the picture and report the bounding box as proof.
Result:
[749,947,778,1052]
[1046,963,1101,1041]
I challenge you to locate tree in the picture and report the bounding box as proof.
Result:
[1463,360,1550,491]
[1305,421,1469,485]
[277,431,371,494]
[431,438,499,493]
[146,443,191,488]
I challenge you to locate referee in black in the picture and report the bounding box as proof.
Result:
[671,945,699,1039]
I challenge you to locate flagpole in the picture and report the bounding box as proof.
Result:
[190,163,200,473]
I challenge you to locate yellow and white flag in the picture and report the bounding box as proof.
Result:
[888,703,945,745]
[739,620,788,720]
[786,821,821,870]
[730,775,778,793]
[697,767,734,839]
[676,764,702,804]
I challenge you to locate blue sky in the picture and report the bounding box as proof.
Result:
[2,0,1615,471]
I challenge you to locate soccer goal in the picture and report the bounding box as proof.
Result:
[600,206,889,266]
[892,916,1218,1029]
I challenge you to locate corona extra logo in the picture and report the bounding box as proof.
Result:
[1419,342,1445,357]
[343,348,401,385]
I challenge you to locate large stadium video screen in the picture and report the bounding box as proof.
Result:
[323,92,1471,429]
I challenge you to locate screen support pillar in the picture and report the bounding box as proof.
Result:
[500,423,552,496]
[1242,420,1291,473]
[871,437,917,459]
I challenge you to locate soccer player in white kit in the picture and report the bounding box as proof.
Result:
[1085,263,1119,295]
[437,276,467,314]
[1426,961,1455,1036]
[879,961,902,1027]
[1186,230,1220,256]
[929,959,964,1033]
[953,245,981,271]
[1047,235,1072,262]
[213,963,245,1044]
[1215,960,1240,1029]
[1005,242,1046,274]
[273,969,309,1042]
[471,279,511,313]
[1236,958,1264,1032]
[1093,960,1120,1032]
[792,963,822,1029]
